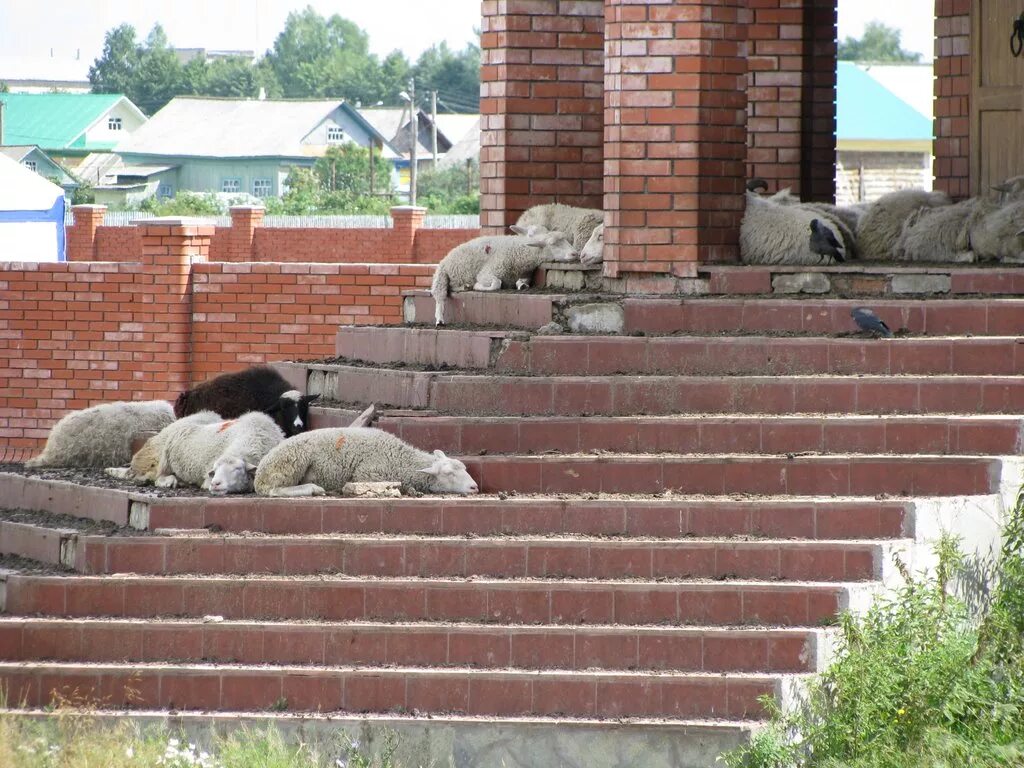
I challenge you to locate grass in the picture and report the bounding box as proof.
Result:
[0,713,401,768]
[723,485,1024,768]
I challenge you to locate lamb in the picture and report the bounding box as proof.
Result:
[431,228,577,325]
[514,203,603,253]
[174,366,319,438]
[740,190,850,265]
[156,411,285,494]
[855,189,951,261]
[253,427,479,498]
[25,400,175,469]
[893,198,979,262]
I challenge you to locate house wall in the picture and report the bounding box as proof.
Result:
[836,150,932,205]
[78,101,146,148]
[304,107,377,148]
[120,155,293,197]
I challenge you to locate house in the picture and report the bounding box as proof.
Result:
[0,53,91,93]
[0,146,78,195]
[0,92,147,173]
[358,106,454,193]
[110,97,399,202]
[836,62,933,204]
[437,116,480,170]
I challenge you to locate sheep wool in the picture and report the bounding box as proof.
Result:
[254,427,478,497]
[856,189,951,261]
[515,203,603,252]
[26,400,175,469]
[740,191,848,265]
[894,198,980,263]
[969,199,1024,262]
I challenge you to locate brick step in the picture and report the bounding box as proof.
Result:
[0,661,789,720]
[2,573,863,627]
[0,618,825,673]
[401,292,1024,335]
[308,365,1024,415]
[139,496,910,540]
[335,327,1024,376]
[461,454,997,496]
[5,524,890,581]
[310,412,1023,457]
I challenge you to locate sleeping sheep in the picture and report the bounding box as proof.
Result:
[855,189,951,261]
[740,189,851,265]
[155,411,285,494]
[968,199,1024,262]
[25,400,175,469]
[431,228,577,325]
[174,365,319,438]
[253,427,479,498]
[515,203,603,253]
[893,198,979,263]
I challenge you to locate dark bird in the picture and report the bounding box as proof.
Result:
[746,178,769,193]
[809,218,845,263]
[851,307,894,338]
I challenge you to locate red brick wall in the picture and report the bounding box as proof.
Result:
[603,0,749,274]
[479,0,605,234]
[94,227,144,261]
[0,257,433,452]
[934,0,970,199]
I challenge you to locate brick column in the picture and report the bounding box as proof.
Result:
[604,0,748,277]
[66,204,106,261]
[134,217,212,393]
[227,205,264,261]
[746,2,837,202]
[480,0,605,235]
[934,0,970,200]
[390,205,427,261]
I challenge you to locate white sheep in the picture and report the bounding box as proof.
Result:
[579,223,604,265]
[856,189,951,261]
[431,228,577,325]
[739,190,849,265]
[156,411,285,494]
[253,427,479,498]
[26,400,175,469]
[893,198,980,262]
[515,203,603,253]
[968,199,1024,262]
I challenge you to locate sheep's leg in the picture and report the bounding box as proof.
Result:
[473,271,501,292]
[515,278,530,291]
[349,403,377,428]
[105,467,132,480]
[155,474,180,489]
[265,483,326,498]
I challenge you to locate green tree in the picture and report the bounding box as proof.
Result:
[204,56,264,98]
[838,20,923,62]
[88,23,140,96]
[417,160,479,213]
[314,144,393,197]
[378,50,412,104]
[131,24,185,114]
[413,41,480,112]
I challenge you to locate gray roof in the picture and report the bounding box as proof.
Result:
[0,146,33,162]
[434,113,479,146]
[115,97,393,159]
[358,106,448,157]
[438,117,480,168]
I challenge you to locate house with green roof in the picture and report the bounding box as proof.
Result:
[836,61,934,204]
[0,93,147,167]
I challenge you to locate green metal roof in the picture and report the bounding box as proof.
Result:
[837,62,932,141]
[0,93,126,150]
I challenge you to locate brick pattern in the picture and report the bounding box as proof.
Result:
[64,206,104,262]
[479,0,605,235]
[746,0,837,201]
[603,0,749,275]
[933,0,970,199]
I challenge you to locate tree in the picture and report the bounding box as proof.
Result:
[204,56,264,98]
[88,24,140,96]
[838,20,922,63]
[132,24,186,114]
[413,41,481,112]
[314,144,393,197]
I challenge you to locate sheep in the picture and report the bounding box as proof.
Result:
[174,366,319,438]
[155,411,285,494]
[514,203,603,253]
[253,427,479,498]
[25,400,175,469]
[740,190,850,265]
[855,189,951,261]
[431,228,577,326]
[968,199,1024,262]
[893,198,980,262]
[579,223,604,266]
[767,191,860,258]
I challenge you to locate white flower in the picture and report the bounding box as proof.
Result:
[126,746,135,758]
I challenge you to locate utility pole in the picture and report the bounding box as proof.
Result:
[408,78,418,206]
[0,99,5,146]
[431,90,438,170]
[369,140,376,197]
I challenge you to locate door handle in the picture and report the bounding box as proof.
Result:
[1012,12,1024,57]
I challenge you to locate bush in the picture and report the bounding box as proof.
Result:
[139,190,224,216]
[417,160,479,214]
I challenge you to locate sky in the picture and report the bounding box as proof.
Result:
[0,0,933,72]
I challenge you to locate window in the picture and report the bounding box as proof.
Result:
[108,117,122,131]
[327,125,344,143]
[157,183,174,198]
[221,178,241,193]
[22,160,37,172]
[252,178,272,197]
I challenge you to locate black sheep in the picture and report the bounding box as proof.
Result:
[174,365,319,437]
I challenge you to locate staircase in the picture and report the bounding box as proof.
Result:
[1,264,1022,767]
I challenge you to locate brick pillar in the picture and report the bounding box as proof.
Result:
[746,1,837,202]
[934,0,970,200]
[604,1,748,276]
[66,204,106,261]
[390,205,427,261]
[227,205,264,261]
[480,0,605,235]
[134,217,212,393]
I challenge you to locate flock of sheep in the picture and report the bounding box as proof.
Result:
[25,366,479,499]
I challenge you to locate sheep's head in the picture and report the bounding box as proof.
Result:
[266,390,320,437]
[172,390,192,418]
[207,456,257,495]
[128,438,162,483]
[416,450,479,495]
[580,224,604,266]
[511,226,577,262]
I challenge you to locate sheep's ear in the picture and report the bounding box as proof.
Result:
[510,225,529,235]
[245,462,258,477]
[416,463,440,476]
[264,400,283,414]
[300,394,320,406]
[433,449,448,460]
[992,183,1011,193]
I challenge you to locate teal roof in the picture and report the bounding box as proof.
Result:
[0,93,127,150]
[836,62,932,141]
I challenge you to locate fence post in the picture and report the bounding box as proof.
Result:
[390,205,428,262]
[67,204,107,261]
[228,205,265,261]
